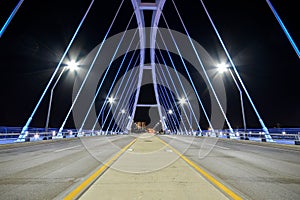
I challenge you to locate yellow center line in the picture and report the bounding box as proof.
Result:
[64,138,137,200]
[157,136,243,200]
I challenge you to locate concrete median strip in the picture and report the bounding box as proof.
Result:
[75,133,241,200]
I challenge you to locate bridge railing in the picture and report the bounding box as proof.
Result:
[0,126,299,145]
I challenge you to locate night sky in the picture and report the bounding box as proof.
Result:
[0,0,299,130]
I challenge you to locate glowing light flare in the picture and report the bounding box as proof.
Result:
[108,97,115,104]
[217,62,228,73]
[179,97,186,105]
[66,60,78,71]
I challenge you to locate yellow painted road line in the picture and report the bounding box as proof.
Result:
[64,138,137,200]
[157,136,243,200]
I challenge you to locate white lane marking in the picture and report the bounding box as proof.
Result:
[54,145,81,153]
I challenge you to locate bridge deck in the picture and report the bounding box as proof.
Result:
[71,133,235,200]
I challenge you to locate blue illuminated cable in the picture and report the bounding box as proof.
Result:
[98,60,138,132]
[156,44,190,134]
[105,68,138,132]
[156,54,189,133]
[58,8,132,134]
[266,0,299,59]
[156,77,178,132]
[156,53,192,134]
[155,60,183,132]
[96,54,139,132]
[158,87,174,132]
[156,61,185,133]
[102,45,139,132]
[95,56,138,132]
[157,29,204,134]
[103,42,140,133]
[161,12,218,133]
[156,81,174,131]
[162,11,226,133]
[104,43,140,133]
[111,72,138,132]
[118,89,136,131]
[156,43,193,134]
[0,0,25,38]
[170,1,235,133]
[198,0,273,139]
[114,83,137,132]
[157,77,178,132]
[155,54,187,133]
[157,30,203,133]
[79,23,137,132]
[18,0,95,140]
[118,68,140,131]
[92,45,140,132]
[108,64,139,132]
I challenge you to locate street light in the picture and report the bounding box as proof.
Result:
[45,61,78,133]
[217,62,248,139]
[108,96,115,104]
[178,97,193,132]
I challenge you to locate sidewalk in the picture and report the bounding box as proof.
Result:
[79,133,229,200]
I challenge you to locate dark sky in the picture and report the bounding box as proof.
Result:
[0,0,299,129]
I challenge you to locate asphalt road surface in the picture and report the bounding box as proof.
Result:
[158,135,300,200]
[0,135,135,200]
[0,134,299,199]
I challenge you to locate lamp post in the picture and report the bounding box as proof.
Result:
[45,61,78,134]
[217,63,248,139]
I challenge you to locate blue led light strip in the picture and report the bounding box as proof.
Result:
[18,0,95,141]
[198,0,273,140]
[0,0,25,38]
[266,0,299,59]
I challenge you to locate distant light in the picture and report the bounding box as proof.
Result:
[282,131,286,135]
[108,97,115,104]
[121,109,126,114]
[179,97,186,105]
[217,62,228,73]
[168,109,173,114]
[66,60,78,71]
